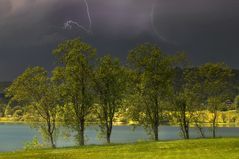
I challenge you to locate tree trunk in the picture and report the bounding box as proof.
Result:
[212,111,217,138]
[152,111,159,141]
[106,130,111,144]
[183,115,189,139]
[185,123,189,139]
[212,121,216,138]
[180,106,189,139]
[80,118,85,146]
[47,118,56,148]
[195,123,205,138]
[77,118,85,146]
[153,98,159,141]
[153,124,159,141]
[49,133,56,148]
[106,117,113,144]
[180,123,189,139]
[181,123,189,139]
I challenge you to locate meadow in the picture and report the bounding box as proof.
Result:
[0,138,238,159]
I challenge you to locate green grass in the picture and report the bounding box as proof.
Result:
[0,138,239,159]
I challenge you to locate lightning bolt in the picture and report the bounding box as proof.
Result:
[150,1,181,50]
[150,1,168,42]
[64,0,92,34]
[84,0,92,31]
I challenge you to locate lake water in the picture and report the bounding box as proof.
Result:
[0,123,238,152]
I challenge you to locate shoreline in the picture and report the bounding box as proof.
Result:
[0,118,238,127]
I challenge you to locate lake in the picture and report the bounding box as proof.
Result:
[0,123,238,152]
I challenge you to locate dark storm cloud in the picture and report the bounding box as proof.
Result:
[0,0,239,81]
[153,0,239,65]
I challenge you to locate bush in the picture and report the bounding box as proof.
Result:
[24,137,43,150]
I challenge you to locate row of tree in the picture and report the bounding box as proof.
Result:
[6,39,236,148]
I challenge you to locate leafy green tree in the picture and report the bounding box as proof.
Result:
[172,68,203,139]
[127,43,177,141]
[172,90,192,139]
[53,39,96,146]
[93,55,127,143]
[6,67,60,148]
[197,63,233,138]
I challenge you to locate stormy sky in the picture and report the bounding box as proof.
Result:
[0,0,239,81]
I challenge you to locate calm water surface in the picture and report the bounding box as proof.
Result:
[0,123,238,152]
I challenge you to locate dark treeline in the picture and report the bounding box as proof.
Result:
[3,39,239,148]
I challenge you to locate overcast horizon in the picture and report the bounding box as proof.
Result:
[0,0,239,81]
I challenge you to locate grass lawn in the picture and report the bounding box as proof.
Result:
[0,138,239,159]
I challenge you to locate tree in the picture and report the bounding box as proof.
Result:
[197,63,233,138]
[93,55,127,144]
[6,67,59,148]
[53,39,96,146]
[172,90,191,139]
[127,43,177,141]
[172,68,203,139]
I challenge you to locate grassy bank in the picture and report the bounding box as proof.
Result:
[0,138,239,159]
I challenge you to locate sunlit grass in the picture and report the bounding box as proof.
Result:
[0,138,239,159]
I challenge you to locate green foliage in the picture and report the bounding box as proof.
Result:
[171,67,205,139]
[53,38,96,146]
[197,63,233,101]
[93,55,127,143]
[6,67,60,148]
[24,137,43,150]
[191,63,233,138]
[127,43,183,140]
